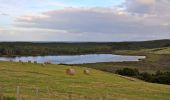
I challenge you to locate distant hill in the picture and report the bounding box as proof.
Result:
[0,39,170,56]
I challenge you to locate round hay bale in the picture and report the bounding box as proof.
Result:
[84,69,90,75]
[66,68,75,76]
[41,64,45,67]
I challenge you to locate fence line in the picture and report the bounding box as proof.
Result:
[0,86,137,100]
[17,86,20,100]
[0,86,3,100]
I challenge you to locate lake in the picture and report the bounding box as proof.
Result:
[0,54,145,64]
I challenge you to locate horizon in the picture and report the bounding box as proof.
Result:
[1,0,170,41]
[0,39,169,43]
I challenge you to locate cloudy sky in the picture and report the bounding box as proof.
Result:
[0,0,170,42]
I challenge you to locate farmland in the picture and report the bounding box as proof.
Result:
[0,61,170,100]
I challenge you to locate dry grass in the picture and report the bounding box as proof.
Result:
[0,61,170,100]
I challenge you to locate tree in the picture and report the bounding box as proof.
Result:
[115,68,139,76]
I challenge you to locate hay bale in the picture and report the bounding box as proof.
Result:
[41,64,45,67]
[66,68,76,76]
[84,69,90,75]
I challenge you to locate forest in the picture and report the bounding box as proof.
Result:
[0,39,170,56]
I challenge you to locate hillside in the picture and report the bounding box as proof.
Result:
[79,46,170,76]
[0,61,170,100]
[1,39,170,56]
[140,47,170,55]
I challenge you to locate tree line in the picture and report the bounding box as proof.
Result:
[0,40,170,56]
[116,68,170,85]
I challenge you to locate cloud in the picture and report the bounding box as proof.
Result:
[0,12,8,16]
[16,6,170,33]
[16,8,133,33]
[0,28,76,41]
[10,0,170,41]
[0,0,68,17]
[123,0,155,14]
[124,0,170,16]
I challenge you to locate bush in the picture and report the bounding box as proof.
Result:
[139,72,152,82]
[3,96,16,100]
[115,68,139,76]
[115,68,170,85]
[152,71,170,85]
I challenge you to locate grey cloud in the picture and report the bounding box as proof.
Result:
[0,12,8,16]
[16,7,170,34]
[124,0,155,14]
[14,0,170,41]
[124,0,170,16]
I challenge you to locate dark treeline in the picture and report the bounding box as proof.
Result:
[116,68,170,85]
[0,39,170,56]
[0,42,112,56]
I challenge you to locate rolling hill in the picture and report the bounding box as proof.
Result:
[0,61,170,100]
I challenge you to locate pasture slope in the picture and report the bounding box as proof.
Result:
[0,61,170,100]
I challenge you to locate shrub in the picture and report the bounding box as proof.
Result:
[115,68,139,76]
[152,72,170,85]
[3,96,16,100]
[115,68,170,85]
[139,72,152,82]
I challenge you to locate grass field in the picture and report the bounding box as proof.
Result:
[0,61,170,100]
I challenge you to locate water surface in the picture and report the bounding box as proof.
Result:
[0,54,145,64]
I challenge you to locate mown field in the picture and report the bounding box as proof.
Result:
[0,61,170,100]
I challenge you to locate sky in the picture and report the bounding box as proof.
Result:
[0,0,170,42]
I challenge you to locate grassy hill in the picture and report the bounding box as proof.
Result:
[0,61,170,100]
[140,47,170,55]
[113,47,170,55]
